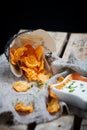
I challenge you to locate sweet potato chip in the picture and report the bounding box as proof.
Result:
[13,81,31,92]
[38,73,52,83]
[10,43,51,82]
[10,46,27,65]
[57,76,64,83]
[24,44,35,55]
[49,89,58,99]
[47,99,60,114]
[39,59,44,72]
[10,49,16,65]
[14,47,27,62]
[21,55,40,68]
[15,102,34,114]
[35,45,43,61]
[21,67,38,81]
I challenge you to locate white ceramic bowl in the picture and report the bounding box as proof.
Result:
[51,80,87,110]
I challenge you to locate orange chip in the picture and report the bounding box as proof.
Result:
[10,46,27,65]
[57,76,64,83]
[10,49,16,65]
[13,81,31,92]
[10,43,52,82]
[39,59,44,72]
[35,45,43,61]
[47,98,60,114]
[38,73,50,83]
[14,47,27,61]
[15,102,34,114]
[21,67,38,81]
[21,55,40,68]
[24,44,35,55]
[49,89,58,99]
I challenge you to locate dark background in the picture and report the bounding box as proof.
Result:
[0,1,87,54]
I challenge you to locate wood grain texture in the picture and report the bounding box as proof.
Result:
[48,32,67,56]
[81,119,87,130]
[63,33,87,62]
[0,116,74,130]
[35,115,74,130]
[0,125,27,130]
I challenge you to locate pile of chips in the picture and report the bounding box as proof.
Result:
[9,38,61,114]
[10,44,51,82]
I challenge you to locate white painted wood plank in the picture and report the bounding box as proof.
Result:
[82,119,87,125]
[63,33,87,62]
[0,124,27,130]
[48,32,67,56]
[81,119,87,130]
[35,115,74,130]
[80,125,87,130]
[0,115,74,130]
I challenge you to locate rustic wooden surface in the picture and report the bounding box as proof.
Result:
[81,119,87,130]
[48,32,68,56]
[35,115,74,130]
[0,116,74,130]
[63,33,87,61]
[0,125,27,130]
[0,31,87,130]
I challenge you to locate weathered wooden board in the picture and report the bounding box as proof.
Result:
[63,33,87,62]
[80,119,87,130]
[0,125,27,130]
[48,31,67,56]
[0,116,74,130]
[35,115,74,130]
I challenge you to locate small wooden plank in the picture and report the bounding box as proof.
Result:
[63,33,87,62]
[48,32,67,56]
[0,116,74,130]
[35,115,74,130]
[81,119,87,130]
[82,119,87,125]
[0,124,27,130]
[81,125,87,130]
